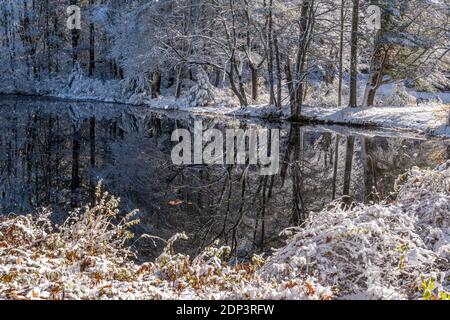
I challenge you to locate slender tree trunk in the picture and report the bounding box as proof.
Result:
[45,0,52,74]
[88,0,96,76]
[224,0,248,106]
[349,0,360,108]
[152,71,161,99]
[274,34,283,108]
[214,67,221,87]
[338,0,345,106]
[285,58,296,112]
[363,46,389,107]
[70,0,80,67]
[250,66,259,101]
[289,0,314,120]
[53,16,60,73]
[175,64,184,99]
[324,49,336,85]
[267,0,275,105]
[228,55,248,106]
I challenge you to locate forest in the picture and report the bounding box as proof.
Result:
[0,0,449,116]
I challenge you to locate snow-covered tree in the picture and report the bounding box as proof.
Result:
[0,0,448,113]
[187,69,215,108]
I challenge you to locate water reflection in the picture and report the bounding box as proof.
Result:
[0,96,448,260]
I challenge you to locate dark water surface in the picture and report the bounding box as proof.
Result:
[1,95,449,260]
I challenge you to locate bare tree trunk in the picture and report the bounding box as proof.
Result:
[70,0,80,67]
[214,67,221,87]
[175,64,184,99]
[324,49,336,85]
[228,55,248,106]
[223,0,248,106]
[53,15,60,73]
[349,0,360,108]
[3,4,17,81]
[88,0,96,77]
[45,0,52,74]
[289,0,314,120]
[243,0,264,103]
[274,34,283,108]
[285,58,296,112]
[267,0,275,105]
[363,46,389,107]
[250,65,259,101]
[152,71,161,99]
[338,0,345,106]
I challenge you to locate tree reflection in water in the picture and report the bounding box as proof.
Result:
[0,96,448,261]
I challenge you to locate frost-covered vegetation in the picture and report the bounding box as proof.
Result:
[187,70,216,108]
[1,163,448,300]
[263,162,450,300]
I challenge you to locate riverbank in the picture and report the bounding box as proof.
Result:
[1,162,448,300]
[2,91,449,139]
[2,85,449,138]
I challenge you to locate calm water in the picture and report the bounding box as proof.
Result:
[1,95,449,260]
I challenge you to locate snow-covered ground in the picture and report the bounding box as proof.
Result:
[5,90,449,138]
[51,96,450,138]
[175,102,449,137]
[0,162,449,300]
[301,105,450,137]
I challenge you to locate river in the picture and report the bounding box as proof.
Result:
[0,95,448,260]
